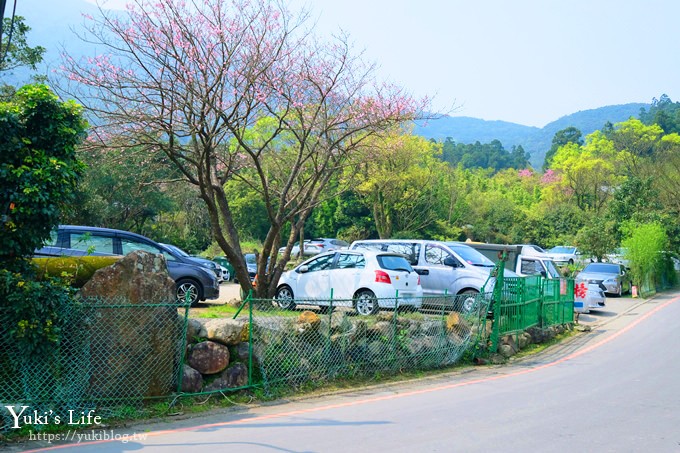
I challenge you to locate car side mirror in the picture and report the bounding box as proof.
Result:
[298,265,309,274]
[443,257,458,267]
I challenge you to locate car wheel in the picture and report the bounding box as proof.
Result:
[354,289,378,316]
[275,285,296,310]
[176,278,202,307]
[568,259,574,265]
[458,289,480,313]
[617,284,622,297]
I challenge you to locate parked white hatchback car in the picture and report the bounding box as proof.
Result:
[275,250,423,315]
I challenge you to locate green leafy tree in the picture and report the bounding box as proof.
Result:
[353,132,450,238]
[0,84,87,270]
[551,131,623,213]
[607,118,663,175]
[1,15,45,71]
[543,126,583,170]
[0,16,46,100]
[639,94,680,134]
[575,216,618,262]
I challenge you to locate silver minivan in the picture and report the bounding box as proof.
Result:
[349,240,512,306]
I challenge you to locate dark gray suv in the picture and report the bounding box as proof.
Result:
[34,225,219,306]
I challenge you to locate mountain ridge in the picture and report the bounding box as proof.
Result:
[415,103,648,168]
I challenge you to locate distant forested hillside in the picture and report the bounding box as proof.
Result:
[416,103,648,168]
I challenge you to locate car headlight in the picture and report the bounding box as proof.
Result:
[603,278,617,284]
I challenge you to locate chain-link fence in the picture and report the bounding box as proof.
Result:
[2,274,578,433]
[0,297,190,432]
[240,293,492,392]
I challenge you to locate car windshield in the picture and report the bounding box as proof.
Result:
[162,243,190,257]
[550,246,576,254]
[245,254,257,264]
[445,243,495,267]
[545,260,561,278]
[583,263,620,274]
[377,254,413,272]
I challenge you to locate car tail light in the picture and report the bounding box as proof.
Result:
[417,274,420,285]
[375,270,391,284]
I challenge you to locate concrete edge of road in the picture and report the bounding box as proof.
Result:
[583,293,659,330]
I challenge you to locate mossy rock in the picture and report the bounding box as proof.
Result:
[32,255,123,287]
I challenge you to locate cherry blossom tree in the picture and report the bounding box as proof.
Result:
[59,0,424,297]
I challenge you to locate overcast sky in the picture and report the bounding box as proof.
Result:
[84,0,680,127]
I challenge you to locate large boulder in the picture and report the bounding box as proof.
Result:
[76,250,181,398]
[203,363,249,391]
[78,250,176,303]
[188,341,230,375]
[203,318,248,345]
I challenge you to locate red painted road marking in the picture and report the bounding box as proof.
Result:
[26,295,680,452]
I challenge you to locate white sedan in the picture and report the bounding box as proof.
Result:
[275,250,423,315]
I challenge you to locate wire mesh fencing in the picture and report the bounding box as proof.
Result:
[1,274,578,433]
[0,296,190,432]
[238,292,492,392]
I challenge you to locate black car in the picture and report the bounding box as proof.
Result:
[35,225,220,306]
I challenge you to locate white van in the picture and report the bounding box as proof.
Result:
[462,243,561,279]
[349,240,514,301]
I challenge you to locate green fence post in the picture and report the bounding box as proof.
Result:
[392,289,399,370]
[176,295,192,393]
[232,289,252,320]
[326,288,334,378]
[490,253,506,353]
[247,291,253,386]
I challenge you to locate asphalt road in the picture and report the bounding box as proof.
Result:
[18,291,680,452]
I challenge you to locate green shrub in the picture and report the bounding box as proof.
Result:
[0,268,75,357]
[0,84,86,271]
[622,222,668,288]
[31,255,122,287]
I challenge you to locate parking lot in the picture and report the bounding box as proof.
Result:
[576,294,646,328]
[192,282,647,329]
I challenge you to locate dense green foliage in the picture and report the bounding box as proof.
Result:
[622,222,669,288]
[0,84,87,269]
[440,138,530,171]
[66,96,680,282]
[639,94,680,134]
[0,268,75,357]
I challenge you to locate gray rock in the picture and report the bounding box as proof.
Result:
[235,342,250,362]
[186,318,205,343]
[181,365,203,393]
[499,343,516,358]
[203,363,249,391]
[518,332,532,349]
